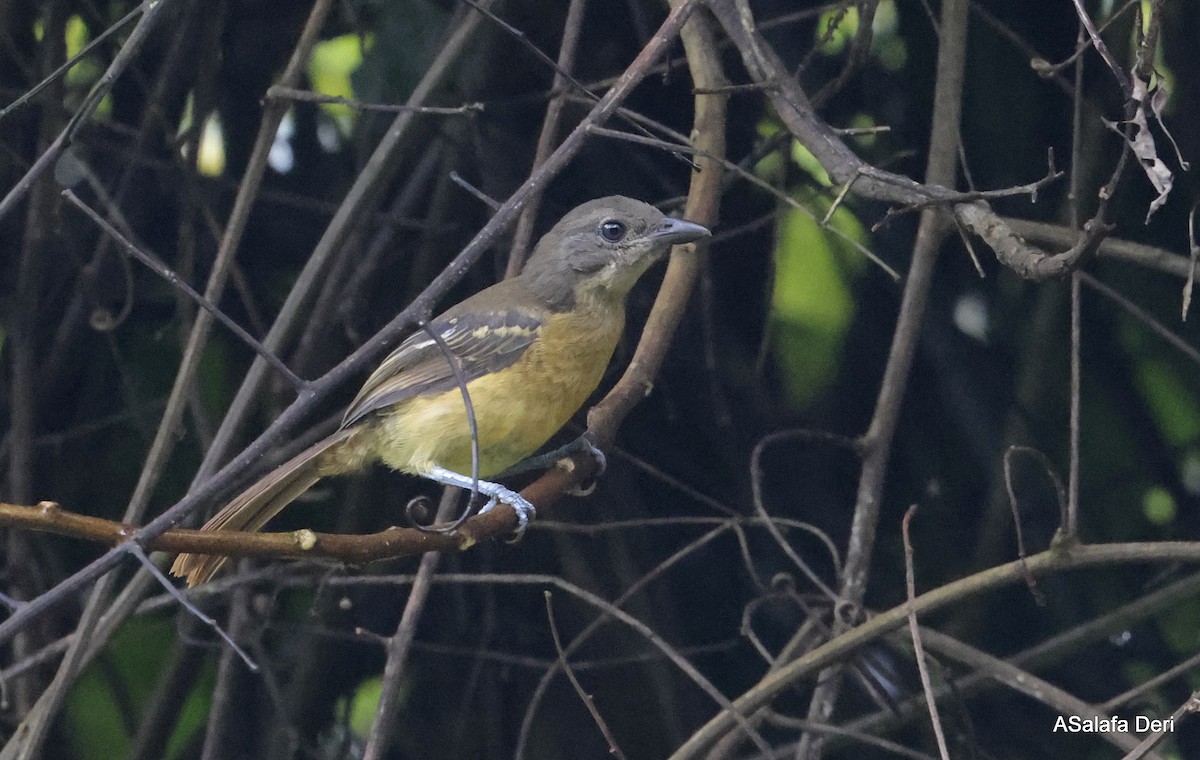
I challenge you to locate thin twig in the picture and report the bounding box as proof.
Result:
[448,170,502,211]
[1081,273,1200,368]
[901,506,951,760]
[874,161,1064,222]
[267,85,484,115]
[460,0,695,171]
[362,490,458,760]
[1117,691,1200,760]
[196,0,504,484]
[516,522,734,757]
[748,430,851,600]
[584,121,901,281]
[61,189,304,389]
[0,0,173,221]
[126,544,257,671]
[0,0,706,650]
[0,1,146,120]
[915,628,1162,759]
[1069,0,1132,99]
[506,0,589,277]
[411,320,482,532]
[544,591,630,760]
[666,540,1200,759]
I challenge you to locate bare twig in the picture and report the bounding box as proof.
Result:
[0,2,145,120]
[713,0,974,752]
[1069,0,1132,99]
[516,522,734,757]
[362,490,458,760]
[1117,691,1200,760]
[874,158,1064,223]
[901,506,951,760]
[748,430,850,600]
[916,628,1164,759]
[0,0,173,222]
[506,0,589,277]
[0,0,706,651]
[61,189,303,388]
[544,591,630,760]
[1003,218,1193,279]
[584,122,900,280]
[1081,273,1200,368]
[448,170,502,211]
[267,85,484,115]
[667,541,1200,760]
[126,544,257,671]
[196,0,504,483]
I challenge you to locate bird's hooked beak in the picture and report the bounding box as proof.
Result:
[652,217,710,247]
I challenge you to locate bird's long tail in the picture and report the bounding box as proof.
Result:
[171,428,357,587]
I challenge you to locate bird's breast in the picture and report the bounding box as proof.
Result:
[373,300,625,477]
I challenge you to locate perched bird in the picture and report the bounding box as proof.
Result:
[171,196,709,586]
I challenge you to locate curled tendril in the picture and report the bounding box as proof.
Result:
[404,494,436,530]
[407,320,484,535]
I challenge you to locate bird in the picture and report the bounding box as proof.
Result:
[171,196,710,586]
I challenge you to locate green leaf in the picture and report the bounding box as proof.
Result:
[309,33,368,133]
[769,200,867,408]
[1142,485,1176,525]
[341,675,395,737]
[1134,359,1200,446]
[65,618,173,759]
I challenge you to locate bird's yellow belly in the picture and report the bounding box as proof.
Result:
[372,306,623,477]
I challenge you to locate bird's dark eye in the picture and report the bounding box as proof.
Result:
[599,219,627,243]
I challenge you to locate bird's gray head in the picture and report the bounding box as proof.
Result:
[521,196,709,309]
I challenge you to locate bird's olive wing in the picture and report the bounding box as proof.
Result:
[340,309,542,428]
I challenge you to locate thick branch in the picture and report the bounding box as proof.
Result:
[0,501,512,564]
[0,0,705,649]
[704,0,1110,281]
[666,540,1200,759]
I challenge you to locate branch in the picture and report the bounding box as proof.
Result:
[586,0,727,447]
[704,0,1120,281]
[0,500,517,566]
[666,540,1200,759]
[794,0,970,750]
[0,0,707,650]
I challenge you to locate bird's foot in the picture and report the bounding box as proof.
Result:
[563,432,606,496]
[422,465,536,540]
[498,432,607,485]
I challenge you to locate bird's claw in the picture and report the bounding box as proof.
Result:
[475,485,535,542]
[564,432,606,496]
[423,465,536,541]
[576,432,607,477]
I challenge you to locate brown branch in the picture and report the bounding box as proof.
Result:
[266,85,484,115]
[875,158,1064,223]
[842,571,1200,740]
[666,541,1200,759]
[916,628,1166,760]
[902,507,951,760]
[793,0,971,750]
[0,500,518,565]
[505,0,589,278]
[1004,217,1192,279]
[705,0,1123,282]
[586,0,727,449]
[0,0,708,651]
